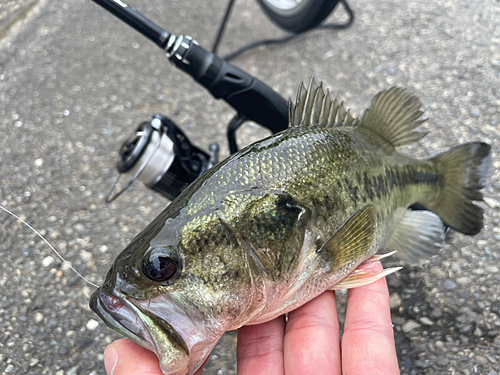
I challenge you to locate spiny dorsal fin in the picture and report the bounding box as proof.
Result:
[359,87,428,148]
[289,78,357,128]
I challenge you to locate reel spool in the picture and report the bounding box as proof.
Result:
[106,114,218,202]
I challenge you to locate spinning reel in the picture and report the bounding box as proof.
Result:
[94,0,353,202]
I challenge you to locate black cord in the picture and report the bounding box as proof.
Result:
[227,113,248,153]
[222,0,354,62]
[212,0,237,54]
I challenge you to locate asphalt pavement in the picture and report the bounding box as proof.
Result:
[0,0,499,374]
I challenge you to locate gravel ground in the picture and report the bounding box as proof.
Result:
[0,0,499,374]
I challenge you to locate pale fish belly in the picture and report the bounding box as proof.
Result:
[233,203,407,328]
[235,233,367,326]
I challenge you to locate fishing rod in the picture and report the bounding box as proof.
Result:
[90,0,289,201]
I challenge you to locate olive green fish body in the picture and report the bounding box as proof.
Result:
[90,80,491,375]
[171,125,444,325]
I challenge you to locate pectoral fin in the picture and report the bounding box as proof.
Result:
[317,205,376,271]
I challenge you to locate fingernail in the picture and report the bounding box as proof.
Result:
[104,344,118,375]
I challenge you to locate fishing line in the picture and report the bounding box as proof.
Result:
[0,205,100,288]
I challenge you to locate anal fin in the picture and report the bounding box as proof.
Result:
[385,209,446,265]
[331,261,402,290]
[363,250,397,262]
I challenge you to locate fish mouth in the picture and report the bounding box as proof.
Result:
[89,289,189,358]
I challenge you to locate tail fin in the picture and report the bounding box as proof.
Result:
[427,142,491,235]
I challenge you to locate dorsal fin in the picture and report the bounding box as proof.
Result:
[288,78,356,128]
[359,87,428,148]
[289,80,428,149]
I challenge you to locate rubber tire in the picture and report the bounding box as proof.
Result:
[257,0,340,33]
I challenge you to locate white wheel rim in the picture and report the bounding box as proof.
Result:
[261,0,313,17]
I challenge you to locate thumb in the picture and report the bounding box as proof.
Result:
[104,339,163,375]
[104,338,205,375]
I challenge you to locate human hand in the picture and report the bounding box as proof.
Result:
[103,261,399,375]
[237,260,400,375]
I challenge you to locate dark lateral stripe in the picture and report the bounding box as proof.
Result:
[413,171,440,184]
[356,167,442,201]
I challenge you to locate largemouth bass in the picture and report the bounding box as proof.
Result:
[90,80,491,375]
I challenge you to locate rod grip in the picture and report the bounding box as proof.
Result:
[171,40,288,134]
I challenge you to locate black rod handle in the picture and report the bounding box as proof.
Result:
[91,0,170,48]
[170,38,289,134]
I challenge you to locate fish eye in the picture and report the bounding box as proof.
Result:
[142,247,181,284]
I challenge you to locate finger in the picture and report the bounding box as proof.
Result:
[193,361,204,375]
[284,290,341,375]
[104,339,207,375]
[237,315,286,375]
[104,338,163,375]
[342,261,400,375]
